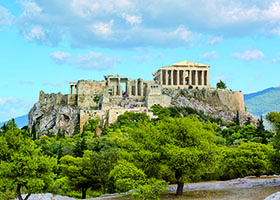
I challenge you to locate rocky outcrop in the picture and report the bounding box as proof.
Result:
[28,102,79,136]
[163,88,256,125]
[265,192,280,200]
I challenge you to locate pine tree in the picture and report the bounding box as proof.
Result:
[233,111,240,126]
[257,115,265,132]
[74,137,87,157]
[245,117,251,126]
[31,124,37,140]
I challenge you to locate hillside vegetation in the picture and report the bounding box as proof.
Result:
[1,106,280,200]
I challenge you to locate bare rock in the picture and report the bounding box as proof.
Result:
[28,102,79,136]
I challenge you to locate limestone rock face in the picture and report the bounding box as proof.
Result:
[164,88,256,125]
[264,192,280,200]
[28,102,79,136]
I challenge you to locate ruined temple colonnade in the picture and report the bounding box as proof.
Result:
[153,61,210,88]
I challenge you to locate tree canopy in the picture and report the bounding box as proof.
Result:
[0,125,56,200]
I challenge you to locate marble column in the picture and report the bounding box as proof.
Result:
[135,80,138,96]
[127,84,131,96]
[176,70,179,85]
[160,70,163,85]
[139,81,143,96]
[171,70,173,86]
[189,70,192,85]
[201,71,204,86]
[70,85,72,95]
[195,70,198,86]
[206,70,209,86]
[118,79,121,96]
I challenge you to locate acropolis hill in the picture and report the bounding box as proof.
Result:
[29,61,249,135]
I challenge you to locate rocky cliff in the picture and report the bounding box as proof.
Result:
[29,88,252,136]
[164,88,255,125]
[28,91,80,135]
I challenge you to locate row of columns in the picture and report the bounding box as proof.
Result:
[109,79,145,97]
[150,85,160,94]
[160,69,209,86]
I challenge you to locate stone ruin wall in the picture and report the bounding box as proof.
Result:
[39,90,68,107]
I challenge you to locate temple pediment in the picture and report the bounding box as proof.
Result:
[172,60,209,67]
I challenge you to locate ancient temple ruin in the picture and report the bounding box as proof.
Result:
[153,61,210,88]
[31,60,247,135]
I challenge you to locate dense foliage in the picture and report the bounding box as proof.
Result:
[1,106,280,199]
[216,80,227,89]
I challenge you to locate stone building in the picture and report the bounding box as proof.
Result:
[30,61,245,135]
[153,61,210,88]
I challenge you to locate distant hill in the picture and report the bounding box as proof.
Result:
[244,87,280,116]
[0,114,28,128]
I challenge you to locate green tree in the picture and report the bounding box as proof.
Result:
[221,142,273,179]
[244,117,251,126]
[216,80,227,89]
[119,116,217,196]
[31,124,37,140]
[73,137,87,157]
[117,112,150,127]
[149,105,171,120]
[233,111,240,126]
[128,178,168,200]
[85,150,118,193]
[60,150,118,199]
[84,119,100,134]
[0,127,57,200]
[266,112,280,149]
[73,125,81,136]
[110,160,146,192]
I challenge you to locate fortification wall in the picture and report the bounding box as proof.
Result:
[80,109,107,130]
[146,94,172,108]
[77,95,99,107]
[216,90,245,111]
[107,108,149,124]
[77,80,104,95]
[39,90,68,107]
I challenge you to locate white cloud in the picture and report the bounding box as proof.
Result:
[91,20,114,37]
[0,6,12,27]
[24,25,45,41]
[73,51,120,70]
[206,37,223,45]
[50,51,71,64]
[21,1,42,17]
[172,25,199,42]
[13,0,280,48]
[121,13,142,24]
[247,90,257,94]
[231,48,264,61]
[0,97,35,122]
[50,51,120,70]
[199,51,218,60]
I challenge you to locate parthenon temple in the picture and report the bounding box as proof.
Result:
[153,61,210,88]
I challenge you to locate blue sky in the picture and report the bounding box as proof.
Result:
[0,0,280,121]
